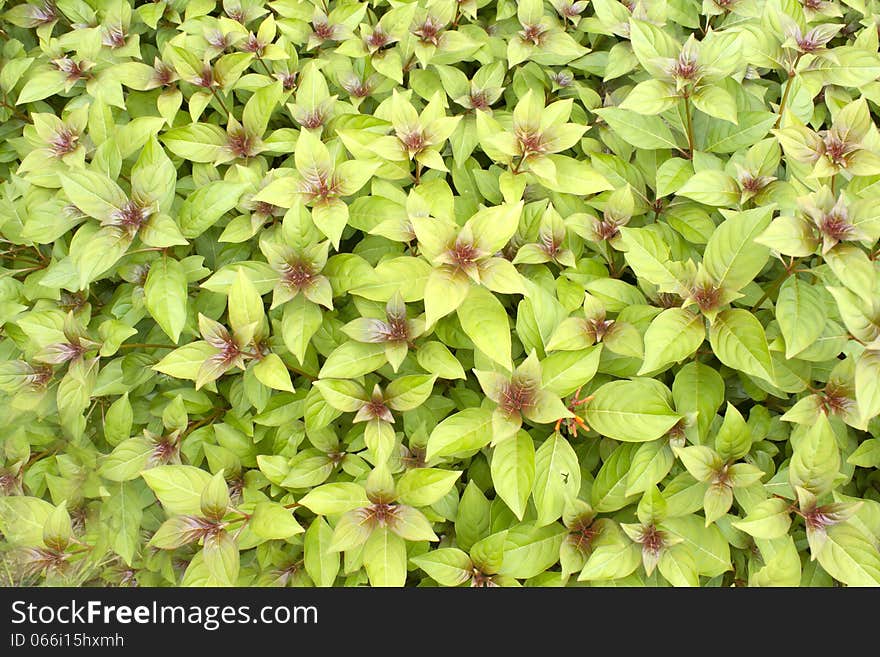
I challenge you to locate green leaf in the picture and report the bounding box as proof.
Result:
[100,438,152,482]
[825,245,876,301]
[625,440,675,496]
[363,527,408,587]
[578,541,642,581]
[411,548,472,586]
[755,215,818,257]
[281,451,334,489]
[60,169,126,221]
[0,496,54,547]
[619,80,678,115]
[304,517,340,587]
[203,530,240,585]
[390,504,438,542]
[253,353,294,393]
[16,69,66,104]
[103,393,133,446]
[655,158,694,197]
[708,309,774,383]
[200,471,229,521]
[385,375,436,411]
[595,107,680,150]
[677,170,740,207]
[162,123,228,162]
[281,295,323,364]
[813,524,880,587]
[457,285,512,370]
[691,85,737,125]
[141,465,213,516]
[750,537,802,587]
[298,483,370,515]
[468,201,524,253]
[662,515,731,577]
[585,380,682,442]
[251,501,304,540]
[639,309,705,374]
[228,268,266,337]
[132,137,177,211]
[150,516,203,549]
[776,277,827,359]
[416,342,466,380]
[856,350,880,424]
[848,438,880,468]
[657,545,700,587]
[153,341,216,381]
[243,81,282,138]
[426,408,495,460]
[351,257,432,303]
[396,468,462,507]
[312,200,349,249]
[313,379,367,412]
[319,342,386,378]
[532,432,580,527]
[703,112,777,153]
[617,227,681,290]
[329,509,373,552]
[714,403,751,461]
[70,226,131,289]
[540,346,602,396]
[703,484,733,525]
[732,498,792,539]
[789,414,841,497]
[455,482,492,552]
[592,443,640,512]
[498,522,567,579]
[491,430,536,521]
[672,362,725,442]
[178,182,249,239]
[471,531,507,575]
[144,257,188,344]
[675,445,723,482]
[703,207,773,291]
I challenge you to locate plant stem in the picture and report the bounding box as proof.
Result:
[683,96,695,158]
[774,81,793,129]
[31,245,49,263]
[25,449,56,468]
[4,266,43,277]
[773,54,803,129]
[183,409,225,437]
[257,56,273,78]
[2,554,15,586]
[749,264,794,312]
[0,99,29,122]
[290,367,316,381]
[210,87,232,119]
[125,246,167,256]
[510,153,525,175]
[602,241,618,275]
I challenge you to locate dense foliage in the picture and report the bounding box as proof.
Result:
[1,0,880,588]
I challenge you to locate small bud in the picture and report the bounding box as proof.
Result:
[200,471,230,521]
